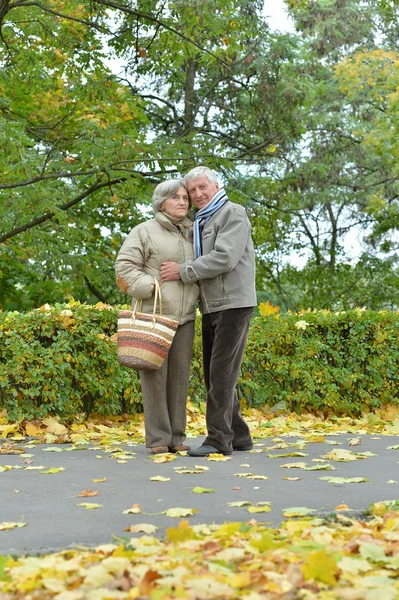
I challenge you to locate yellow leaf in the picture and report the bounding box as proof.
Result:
[192,487,215,494]
[259,301,280,316]
[0,522,26,531]
[248,505,271,513]
[302,549,339,585]
[25,423,42,436]
[125,524,158,534]
[42,416,67,435]
[150,476,171,482]
[230,572,251,588]
[40,467,65,474]
[92,477,107,483]
[207,453,231,461]
[166,519,197,543]
[163,507,196,518]
[76,503,102,509]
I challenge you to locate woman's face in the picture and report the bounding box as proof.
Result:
[160,186,189,219]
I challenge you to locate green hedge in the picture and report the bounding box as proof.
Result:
[0,303,398,420]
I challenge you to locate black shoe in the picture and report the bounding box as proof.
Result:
[187,444,232,457]
[233,444,253,451]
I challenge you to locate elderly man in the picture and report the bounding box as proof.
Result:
[160,166,256,457]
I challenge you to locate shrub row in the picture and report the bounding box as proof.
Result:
[0,302,398,420]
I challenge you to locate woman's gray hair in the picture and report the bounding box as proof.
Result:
[184,166,219,186]
[151,178,189,213]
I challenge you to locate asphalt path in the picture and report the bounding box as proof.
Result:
[1,434,399,555]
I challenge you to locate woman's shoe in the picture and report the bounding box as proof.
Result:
[151,446,169,454]
[168,445,191,453]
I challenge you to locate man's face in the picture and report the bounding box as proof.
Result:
[186,175,219,211]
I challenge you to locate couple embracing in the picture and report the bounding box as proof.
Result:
[115,166,256,457]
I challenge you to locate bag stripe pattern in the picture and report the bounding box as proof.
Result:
[117,281,179,370]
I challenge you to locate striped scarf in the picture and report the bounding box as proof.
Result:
[194,188,228,257]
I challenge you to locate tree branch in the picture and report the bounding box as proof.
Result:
[7,0,108,32]
[93,0,232,67]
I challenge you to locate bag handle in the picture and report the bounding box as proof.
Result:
[132,279,163,328]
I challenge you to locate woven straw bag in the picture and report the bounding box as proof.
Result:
[117,279,179,370]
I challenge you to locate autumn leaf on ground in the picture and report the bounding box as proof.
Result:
[0,522,26,531]
[323,449,373,462]
[122,504,141,514]
[150,476,171,482]
[125,524,158,534]
[24,423,42,437]
[283,477,301,481]
[207,454,231,461]
[163,508,197,518]
[166,520,197,543]
[92,477,107,483]
[268,452,308,458]
[76,490,99,498]
[76,503,102,509]
[319,476,369,484]
[42,416,68,435]
[283,507,317,517]
[40,467,65,474]
[248,504,271,514]
[302,548,339,585]
[348,437,362,446]
[174,467,204,474]
[280,462,308,469]
[304,463,336,471]
[192,487,215,494]
[227,501,252,507]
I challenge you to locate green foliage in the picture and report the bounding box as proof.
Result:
[241,307,399,415]
[0,302,142,420]
[1,304,399,420]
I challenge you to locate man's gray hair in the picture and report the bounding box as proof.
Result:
[184,166,219,186]
[151,178,189,213]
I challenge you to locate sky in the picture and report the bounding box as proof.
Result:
[262,0,296,32]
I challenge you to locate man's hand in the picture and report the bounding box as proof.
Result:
[160,261,181,281]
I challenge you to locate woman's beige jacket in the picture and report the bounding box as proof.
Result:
[115,212,199,324]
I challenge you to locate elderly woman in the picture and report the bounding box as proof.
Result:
[115,179,199,454]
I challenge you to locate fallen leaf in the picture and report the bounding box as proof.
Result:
[76,490,99,498]
[192,487,215,494]
[319,476,369,484]
[248,505,271,513]
[227,501,252,507]
[125,524,158,534]
[150,476,171,482]
[302,548,339,585]
[283,507,317,517]
[163,507,196,518]
[76,503,102,509]
[122,504,141,514]
[207,454,231,461]
[348,437,362,446]
[92,477,107,483]
[166,519,197,543]
[283,477,301,481]
[40,467,65,474]
[0,522,26,531]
